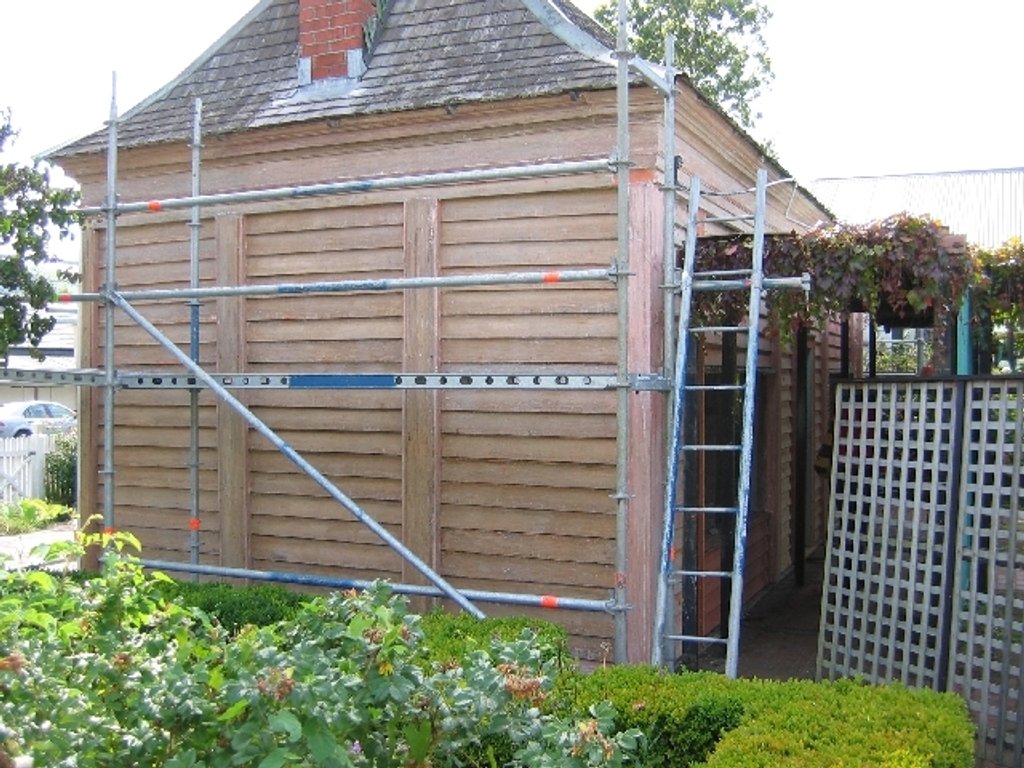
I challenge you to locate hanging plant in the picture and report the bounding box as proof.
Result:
[692,213,973,334]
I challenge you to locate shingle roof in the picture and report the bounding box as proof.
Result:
[51,0,621,158]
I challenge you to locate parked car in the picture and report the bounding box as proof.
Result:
[0,400,77,438]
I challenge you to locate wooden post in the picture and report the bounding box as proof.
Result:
[402,198,441,604]
[625,181,665,663]
[79,225,102,571]
[216,214,250,570]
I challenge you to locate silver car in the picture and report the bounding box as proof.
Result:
[0,400,77,438]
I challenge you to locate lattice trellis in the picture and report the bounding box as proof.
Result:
[951,380,1024,765]
[818,380,958,689]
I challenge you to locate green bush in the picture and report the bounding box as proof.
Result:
[0,533,640,767]
[556,666,975,768]
[6,537,974,767]
[157,579,307,634]
[44,430,77,507]
[418,609,572,669]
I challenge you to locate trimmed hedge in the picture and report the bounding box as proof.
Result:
[556,665,975,767]
[158,579,307,634]
[418,609,571,668]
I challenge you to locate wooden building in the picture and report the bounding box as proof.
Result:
[51,0,840,664]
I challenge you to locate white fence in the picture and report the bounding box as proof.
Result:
[0,435,55,503]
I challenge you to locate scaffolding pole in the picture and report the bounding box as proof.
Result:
[187,98,202,569]
[108,290,486,619]
[102,77,118,532]
[78,159,613,217]
[63,267,614,303]
[143,559,619,613]
[611,0,631,664]
[661,32,678,391]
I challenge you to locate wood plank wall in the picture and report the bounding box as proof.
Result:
[68,86,834,662]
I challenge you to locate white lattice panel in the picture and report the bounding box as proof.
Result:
[818,381,958,689]
[950,380,1024,766]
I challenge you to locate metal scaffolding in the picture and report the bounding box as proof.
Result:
[7,0,685,664]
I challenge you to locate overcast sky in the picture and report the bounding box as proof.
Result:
[2,0,1020,185]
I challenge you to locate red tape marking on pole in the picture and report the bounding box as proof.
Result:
[188,518,201,531]
[542,272,560,283]
[147,201,163,212]
[540,595,559,608]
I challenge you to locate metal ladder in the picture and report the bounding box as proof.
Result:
[652,169,768,676]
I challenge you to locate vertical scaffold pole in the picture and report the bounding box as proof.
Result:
[102,75,118,531]
[661,34,677,388]
[613,0,631,664]
[658,34,678,666]
[188,98,203,568]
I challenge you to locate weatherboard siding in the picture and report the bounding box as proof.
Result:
[68,79,832,661]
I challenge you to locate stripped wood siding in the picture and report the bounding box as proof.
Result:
[65,84,834,662]
[437,188,620,660]
[91,216,222,563]
[242,202,407,579]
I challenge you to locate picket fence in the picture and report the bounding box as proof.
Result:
[0,434,56,504]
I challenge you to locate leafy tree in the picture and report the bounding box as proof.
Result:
[0,111,80,359]
[594,0,773,128]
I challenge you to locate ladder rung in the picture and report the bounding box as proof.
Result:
[692,279,754,292]
[689,325,749,334]
[674,570,733,578]
[677,506,739,515]
[667,634,728,645]
[684,383,743,392]
[703,214,754,224]
[682,444,741,452]
[694,269,753,278]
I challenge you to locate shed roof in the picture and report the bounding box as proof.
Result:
[51,0,623,158]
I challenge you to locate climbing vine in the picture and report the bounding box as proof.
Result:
[693,213,975,334]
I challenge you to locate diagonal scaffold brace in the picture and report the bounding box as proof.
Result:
[106,289,486,619]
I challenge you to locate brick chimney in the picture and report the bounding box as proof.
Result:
[298,0,377,82]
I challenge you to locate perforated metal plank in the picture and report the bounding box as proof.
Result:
[116,372,622,390]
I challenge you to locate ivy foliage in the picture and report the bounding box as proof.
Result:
[0,112,80,360]
[693,213,973,333]
[594,0,773,129]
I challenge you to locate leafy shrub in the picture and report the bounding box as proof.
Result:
[0,532,640,767]
[0,497,72,535]
[43,430,76,507]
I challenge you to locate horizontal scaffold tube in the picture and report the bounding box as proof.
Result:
[63,267,614,303]
[109,290,485,619]
[691,274,811,292]
[79,158,614,216]
[141,560,620,614]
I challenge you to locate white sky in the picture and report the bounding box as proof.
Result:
[2,0,1021,185]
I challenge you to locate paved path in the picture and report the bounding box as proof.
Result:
[0,523,77,570]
